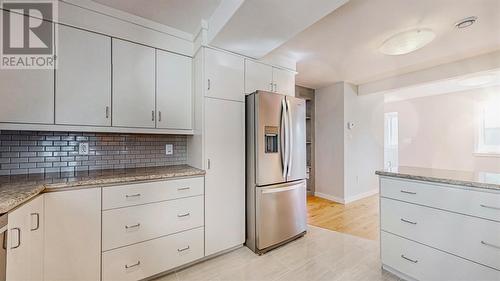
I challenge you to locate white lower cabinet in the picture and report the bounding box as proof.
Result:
[381,197,500,270]
[380,177,500,281]
[102,196,204,251]
[382,232,500,281]
[44,188,101,281]
[6,196,44,281]
[102,227,204,281]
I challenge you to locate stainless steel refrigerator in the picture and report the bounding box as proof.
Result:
[245,91,307,254]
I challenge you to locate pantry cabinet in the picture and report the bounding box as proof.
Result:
[6,196,44,281]
[56,25,112,126]
[112,39,156,128]
[205,48,245,102]
[44,188,101,281]
[156,50,193,130]
[204,98,245,256]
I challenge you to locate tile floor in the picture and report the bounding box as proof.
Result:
[155,226,400,281]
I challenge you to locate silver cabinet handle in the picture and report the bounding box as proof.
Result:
[30,213,40,231]
[11,228,21,249]
[177,213,190,218]
[400,190,417,195]
[105,106,110,119]
[269,82,274,91]
[401,218,417,225]
[125,261,140,269]
[177,187,190,191]
[481,240,500,250]
[125,193,141,198]
[401,254,418,263]
[177,246,190,252]
[480,204,500,211]
[158,111,162,122]
[274,83,278,92]
[207,79,211,90]
[152,110,155,121]
[125,223,141,229]
[207,159,211,170]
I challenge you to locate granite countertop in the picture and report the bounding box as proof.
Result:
[376,166,500,191]
[0,165,205,214]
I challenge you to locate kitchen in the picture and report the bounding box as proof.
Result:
[0,0,499,281]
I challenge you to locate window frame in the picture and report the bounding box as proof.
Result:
[475,102,500,156]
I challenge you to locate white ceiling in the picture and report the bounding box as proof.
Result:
[267,0,500,89]
[92,0,221,34]
[209,0,348,59]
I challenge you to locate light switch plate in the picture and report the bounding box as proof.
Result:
[79,142,89,155]
[165,144,173,155]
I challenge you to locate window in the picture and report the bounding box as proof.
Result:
[384,112,398,168]
[477,102,500,154]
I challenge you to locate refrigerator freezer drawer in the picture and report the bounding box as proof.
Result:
[256,180,307,250]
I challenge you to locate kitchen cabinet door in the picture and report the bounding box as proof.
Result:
[156,50,193,130]
[56,25,112,126]
[0,12,54,125]
[244,59,273,94]
[44,188,101,281]
[112,39,156,128]
[6,195,44,281]
[204,98,245,255]
[273,68,296,97]
[205,48,244,102]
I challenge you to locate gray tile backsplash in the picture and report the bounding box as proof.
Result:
[0,130,187,175]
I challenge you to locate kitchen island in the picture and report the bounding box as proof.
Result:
[376,166,500,281]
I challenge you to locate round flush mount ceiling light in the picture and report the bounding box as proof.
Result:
[455,16,478,29]
[458,74,495,87]
[379,28,436,56]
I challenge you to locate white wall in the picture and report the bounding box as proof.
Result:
[315,82,384,203]
[385,86,500,173]
[315,82,345,201]
[344,84,384,201]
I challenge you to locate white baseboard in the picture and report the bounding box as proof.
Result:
[344,189,379,204]
[313,192,346,204]
[314,189,379,204]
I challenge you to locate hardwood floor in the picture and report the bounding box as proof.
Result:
[307,194,380,241]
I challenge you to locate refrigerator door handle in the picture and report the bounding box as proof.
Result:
[280,99,288,179]
[286,99,293,177]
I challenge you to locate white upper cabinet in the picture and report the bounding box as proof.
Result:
[244,59,273,94]
[205,48,244,102]
[0,67,54,124]
[156,50,193,130]
[244,59,296,96]
[6,196,44,281]
[273,67,296,97]
[112,39,156,128]
[0,12,54,125]
[56,25,112,126]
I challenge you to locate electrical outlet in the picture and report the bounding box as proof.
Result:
[165,144,173,155]
[79,142,89,155]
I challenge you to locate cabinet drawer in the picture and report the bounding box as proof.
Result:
[102,177,204,210]
[381,231,500,281]
[102,196,203,251]
[381,198,500,270]
[102,227,204,281]
[380,177,500,222]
